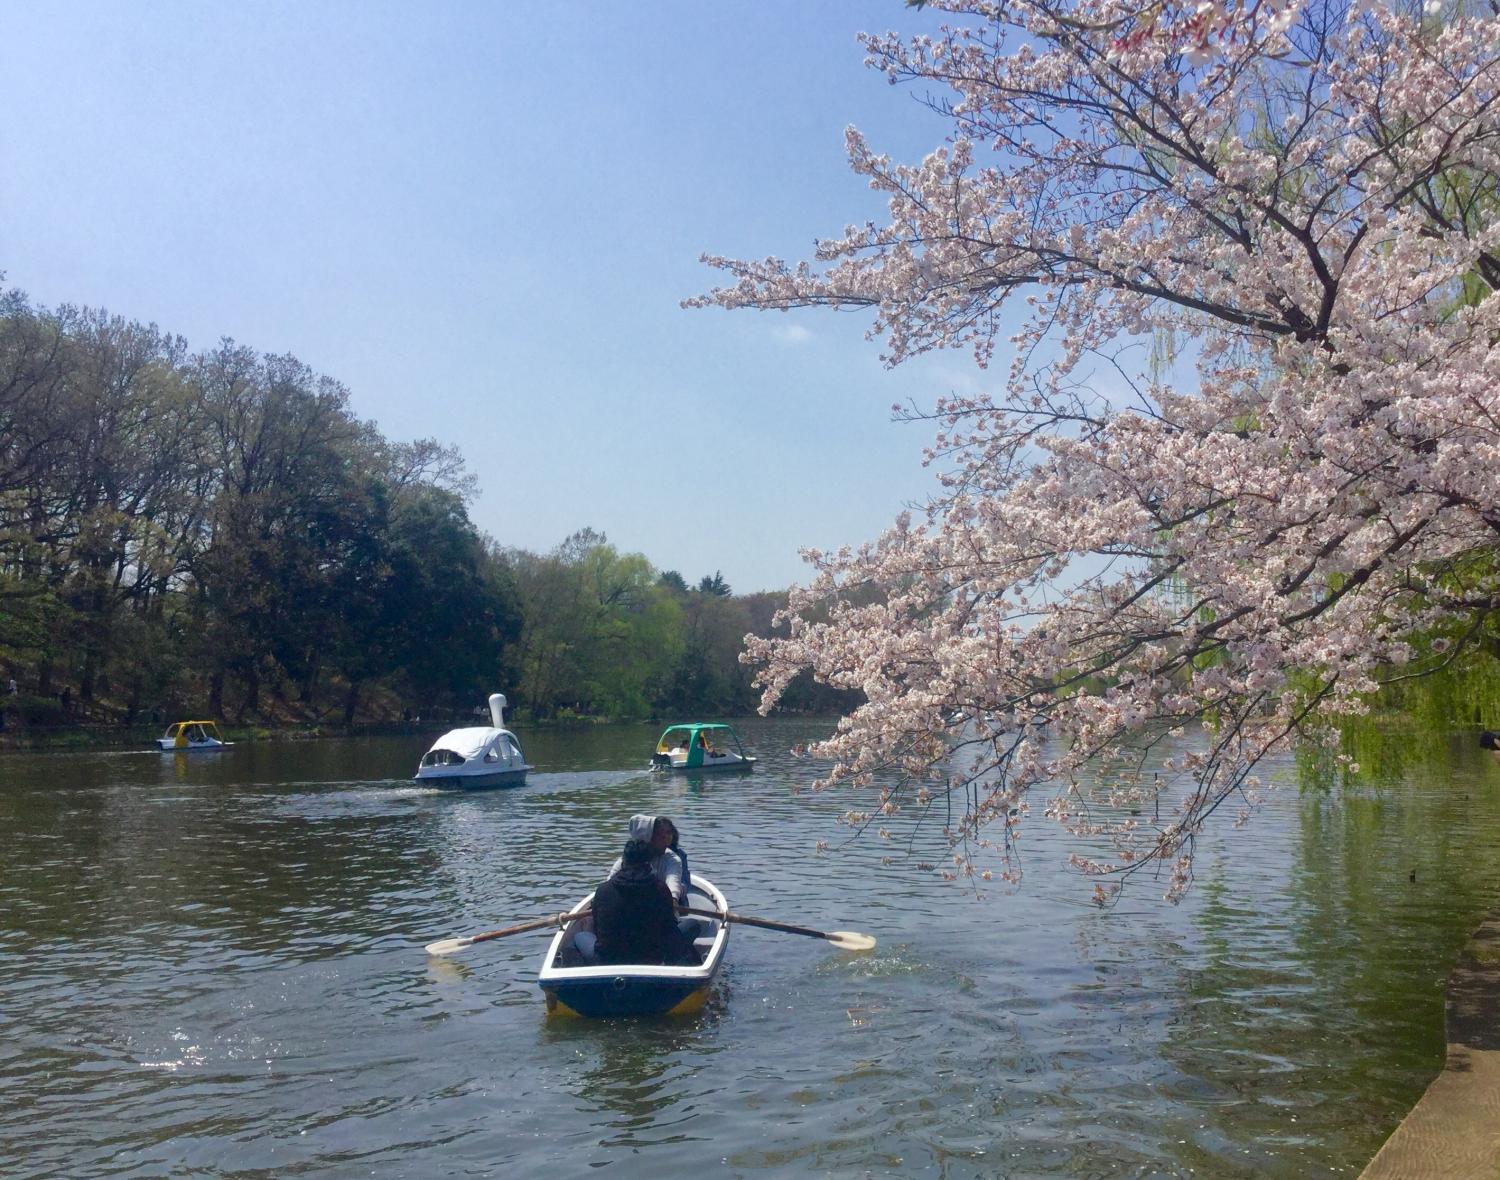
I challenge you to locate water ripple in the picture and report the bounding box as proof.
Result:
[2,722,1497,1177]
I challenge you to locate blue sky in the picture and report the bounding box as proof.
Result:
[1,1,995,593]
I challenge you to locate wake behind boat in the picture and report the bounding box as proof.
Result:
[414,693,532,789]
[537,875,729,1017]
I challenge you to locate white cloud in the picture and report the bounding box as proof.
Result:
[771,323,814,345]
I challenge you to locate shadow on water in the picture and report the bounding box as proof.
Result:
[669,764,758,794]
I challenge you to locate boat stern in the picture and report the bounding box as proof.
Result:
[541,977,711,1019]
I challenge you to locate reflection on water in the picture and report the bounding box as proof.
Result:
[544,1015,729,1150]
[2,720,1499,1177]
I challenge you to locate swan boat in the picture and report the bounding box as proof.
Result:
[537,875,729,1018]
[650,723,756,771]
[414,693,532,789]
[155,720,231,751]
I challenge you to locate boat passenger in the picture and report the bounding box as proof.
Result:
[608,814,702,942]
[610,814,685,902]
[655,816,705,944]
[666,821,692,894]
[592,838,699,966]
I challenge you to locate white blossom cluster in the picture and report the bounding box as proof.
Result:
[689,0,1500,901]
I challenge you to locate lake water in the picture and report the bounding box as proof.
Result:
[3,717,1499,1178]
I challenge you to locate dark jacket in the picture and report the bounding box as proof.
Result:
[592,863,695,966]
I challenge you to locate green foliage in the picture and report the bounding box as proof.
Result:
[0,289,523,726]
[505,532,693,721]
[697,570,731,596]
[1303,644,1500,789]
[11,694,64,726]
[0,287,784,728]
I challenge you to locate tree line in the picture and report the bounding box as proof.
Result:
[0,288,850,730]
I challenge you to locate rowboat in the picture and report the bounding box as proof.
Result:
[414,693,532,789]
[155,720,231,751]
[537,875,729,1018]
[650,722,755,771]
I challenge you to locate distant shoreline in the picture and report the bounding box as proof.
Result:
[0,712,798,753]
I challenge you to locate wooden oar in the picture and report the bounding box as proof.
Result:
[424,909,588,957]
[684,906,876,951]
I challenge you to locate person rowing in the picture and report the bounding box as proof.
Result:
[592,838,700,966]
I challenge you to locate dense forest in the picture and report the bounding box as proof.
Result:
[0,288,852,730]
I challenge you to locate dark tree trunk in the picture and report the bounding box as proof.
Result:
[300,659,320,704]
[241,667,260,720]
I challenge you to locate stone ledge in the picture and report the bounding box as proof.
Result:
[1358,911,1500,1179]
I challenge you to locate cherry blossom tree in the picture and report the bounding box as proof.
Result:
[689,0,1500,899]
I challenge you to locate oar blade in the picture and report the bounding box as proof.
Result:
[826,930,876,952]
[424,935,475,957]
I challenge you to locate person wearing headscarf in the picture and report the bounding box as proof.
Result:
[609,814,686,903]
[607,814,702,943]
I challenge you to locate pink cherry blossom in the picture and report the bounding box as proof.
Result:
[689,0,1500,901]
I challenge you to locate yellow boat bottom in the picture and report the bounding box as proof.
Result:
[543,984,709,1019]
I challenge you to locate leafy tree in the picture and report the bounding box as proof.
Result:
[187,347,371,717]
[659,589,753,714]
[0,294,201,706]
[657,569,689,594]
[379,487,521,716]
[697,570,731,597]
[506,530,683,719]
